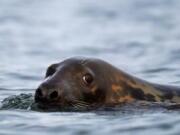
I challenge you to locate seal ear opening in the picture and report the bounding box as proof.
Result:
[45,64,58,78]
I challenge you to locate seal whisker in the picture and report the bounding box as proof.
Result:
[71,104,79,110]
[70,103,85,110]
[76,102,89,107]
[71,99,90,107]
[74,103,86,109]
[72,99,90,105]
[73,102,88,108]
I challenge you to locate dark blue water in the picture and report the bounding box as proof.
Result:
[1,0,180,135]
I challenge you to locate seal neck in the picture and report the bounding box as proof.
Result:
[105,68,180,104]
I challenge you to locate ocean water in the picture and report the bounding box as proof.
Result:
[0,0,180,135]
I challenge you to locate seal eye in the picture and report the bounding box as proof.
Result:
[83,73,93,85]
[45,64,57,78]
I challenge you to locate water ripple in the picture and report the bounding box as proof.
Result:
[0,0,180,135]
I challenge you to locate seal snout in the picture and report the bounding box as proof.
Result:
[35,86,60,104]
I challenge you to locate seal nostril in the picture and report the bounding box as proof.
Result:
[36,88,43,97]
[49,91,58,100]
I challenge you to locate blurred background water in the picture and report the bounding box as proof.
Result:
[0,0,180,135]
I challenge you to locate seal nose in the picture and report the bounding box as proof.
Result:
[49,90,59,100]
[35,86,60,103]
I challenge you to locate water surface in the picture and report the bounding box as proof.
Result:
[0,0,180,135]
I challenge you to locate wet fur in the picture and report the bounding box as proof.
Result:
[35,57,180,109]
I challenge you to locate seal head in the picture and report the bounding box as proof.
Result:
[35,57,109,110]
[35,57,180,111]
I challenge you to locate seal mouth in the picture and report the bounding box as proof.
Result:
[37,101,68,107]
[35,98,98,111]
[35,101,68,111]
